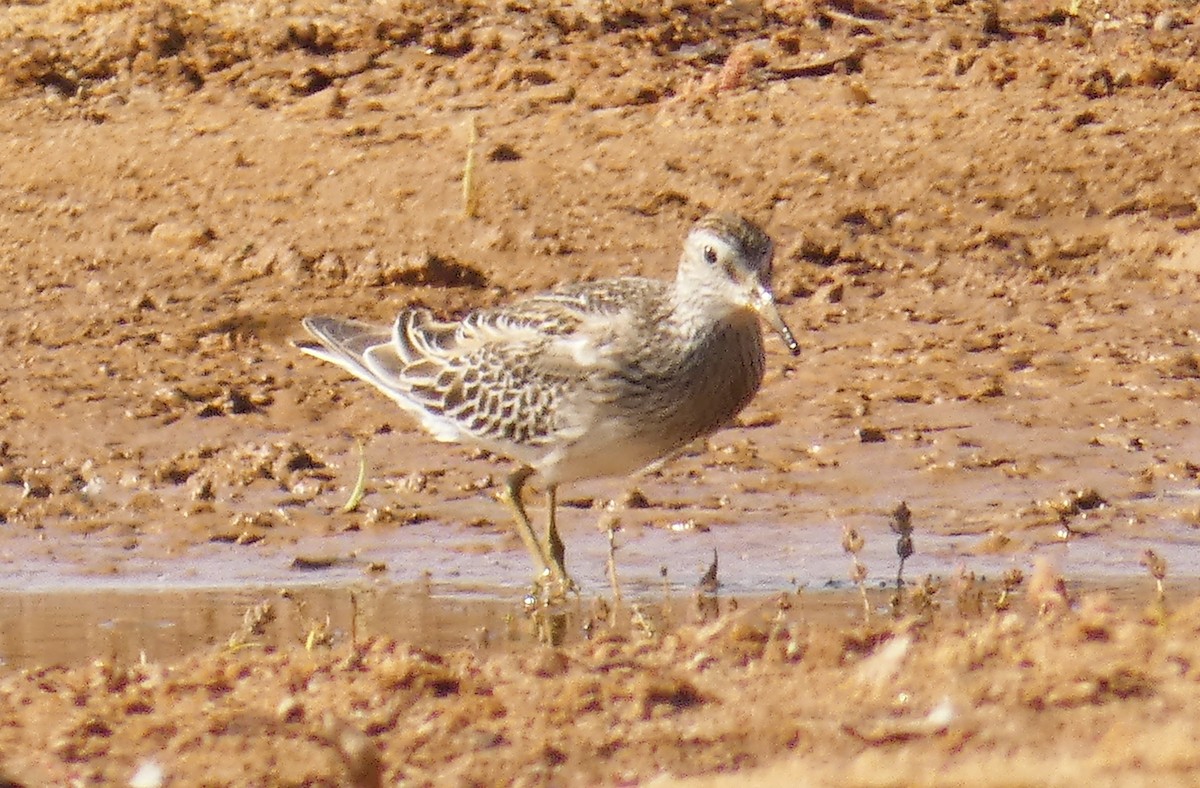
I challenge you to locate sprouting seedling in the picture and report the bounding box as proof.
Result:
[348,589,360,649]
[841,524,870,621]
[890,501,914,592]
[600,510,623,606]
[697,548,719,594]
[340,440,368,514]
[226,601,275,651]
[955,567,983,618]
[996,567,1024,610]
[462,115,479,218]
[631,603,656,638]
[304,615,333,651]
[908,574,939,616]
[1141,548,1168,606]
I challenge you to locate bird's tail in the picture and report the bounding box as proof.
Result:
[297,316,392,383]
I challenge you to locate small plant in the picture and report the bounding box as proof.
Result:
[996,567,1024,610]
[304,615,333,651]
[697,548,719,594]
[953,567,984,618]
[600,510,622,606]
[462,115,479,218]
[889,502,914,614]
[631,603,656,638]
[842,524,870,621]
[227,601,275,650]
[1027,558,1070,615]
[1141,548,1168,608]
[907,575,940,616]
[340,440,368,514]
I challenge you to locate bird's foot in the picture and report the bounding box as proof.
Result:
[522,570,577,646]
[525,567,577,608]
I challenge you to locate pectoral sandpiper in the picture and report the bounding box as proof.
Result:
[299,213,799,596]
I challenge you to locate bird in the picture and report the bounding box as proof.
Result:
[298,212,799,597]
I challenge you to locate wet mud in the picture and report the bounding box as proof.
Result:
[1,0,1199,784]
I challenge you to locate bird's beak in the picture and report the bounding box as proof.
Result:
[752,283,800,356]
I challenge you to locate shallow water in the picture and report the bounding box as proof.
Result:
[3,499,1198,592]
[2,513,1198,669]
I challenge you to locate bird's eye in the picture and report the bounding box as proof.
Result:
[703,245,718,265]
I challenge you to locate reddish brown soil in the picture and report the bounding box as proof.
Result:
[1,0,1199,784]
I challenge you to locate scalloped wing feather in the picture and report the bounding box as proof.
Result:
[301,279,664,453]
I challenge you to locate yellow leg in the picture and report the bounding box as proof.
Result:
[501,466,552,583]
[544,485,573,590]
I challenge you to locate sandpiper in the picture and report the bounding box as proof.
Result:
[299,213,799,594]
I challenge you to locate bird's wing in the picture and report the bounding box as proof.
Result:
[300,280,664,448]
[387,282,664,445]
[513,277,667,324]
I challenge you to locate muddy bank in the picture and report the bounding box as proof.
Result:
[1,0,1199,784]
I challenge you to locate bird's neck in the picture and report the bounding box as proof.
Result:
[670,264,742,344]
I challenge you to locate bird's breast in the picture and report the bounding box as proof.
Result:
[538,310,769,484]
[613,311,766,446]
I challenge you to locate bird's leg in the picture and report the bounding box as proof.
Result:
[544,485,576,594]
[501,466,553,587]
